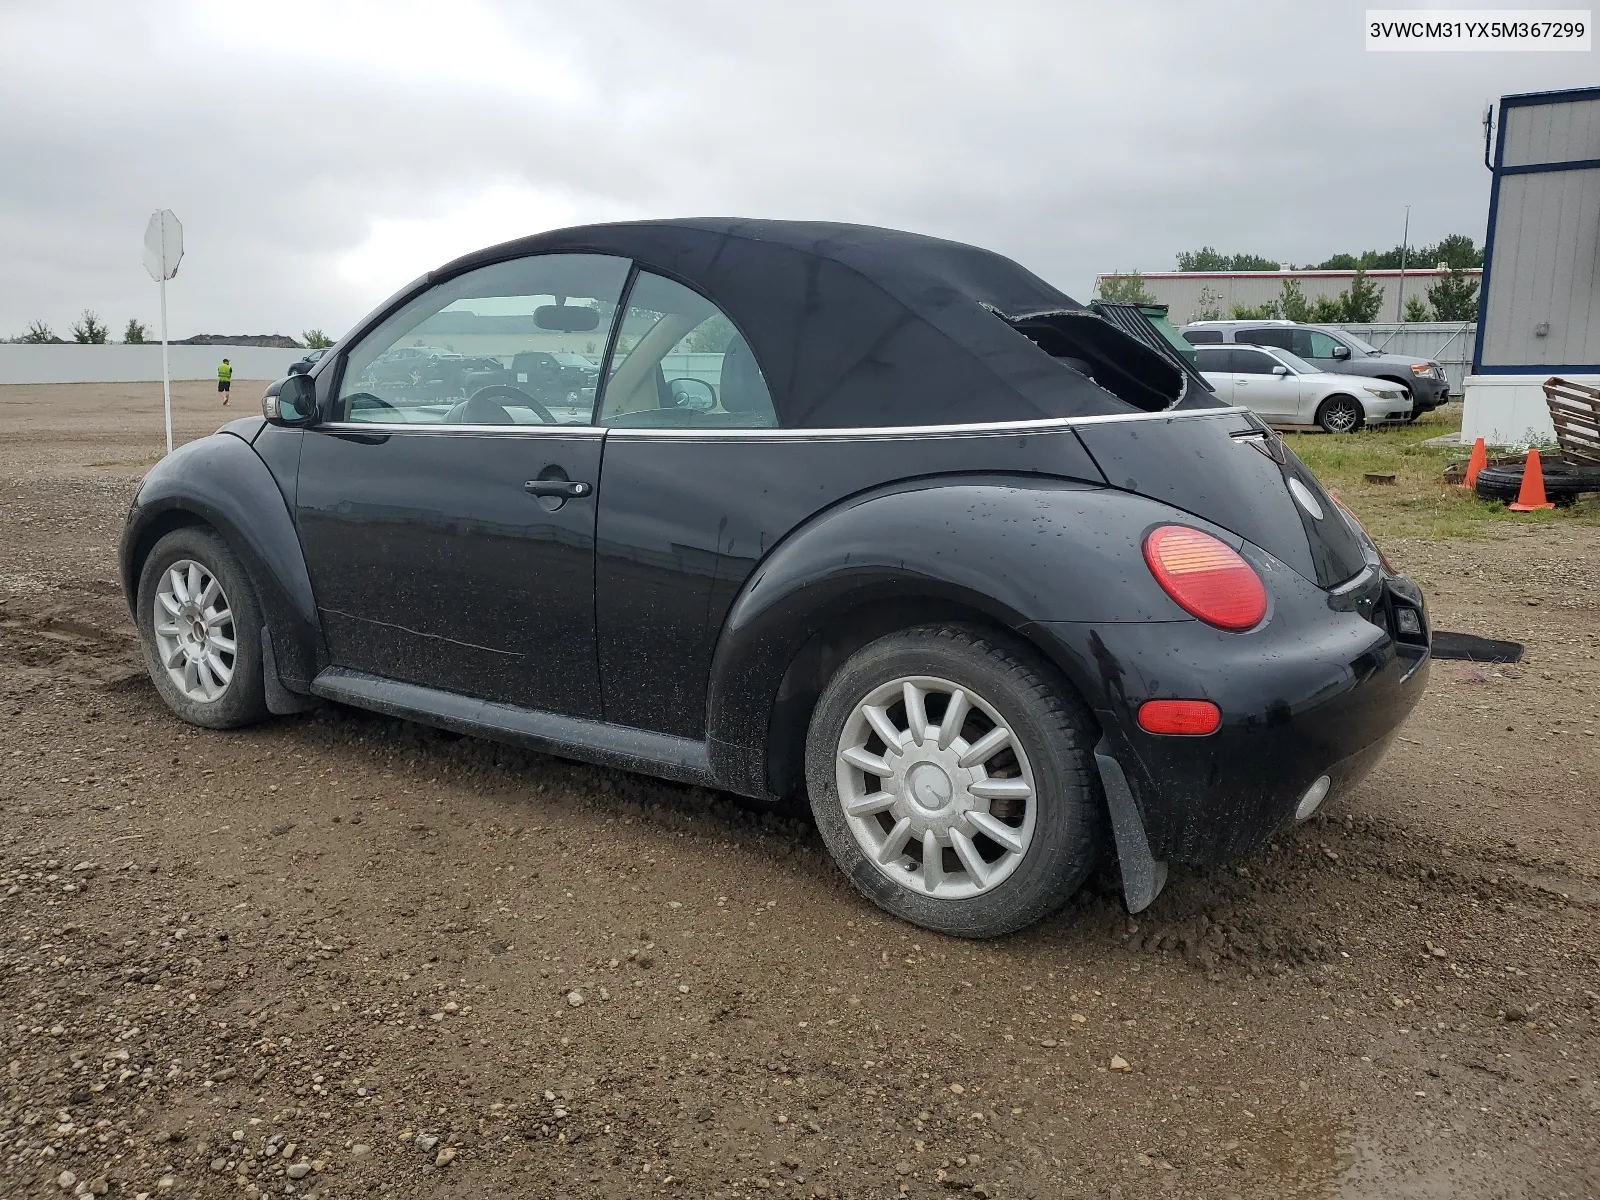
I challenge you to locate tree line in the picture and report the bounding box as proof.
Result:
[7,314,336,348]
[1101,234,1483,322]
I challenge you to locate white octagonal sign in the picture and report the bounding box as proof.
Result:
[143,209,183,282]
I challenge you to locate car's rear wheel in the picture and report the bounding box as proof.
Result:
[805,626,1102,937]
[1316,395,1364,434]
[136,527,270,729]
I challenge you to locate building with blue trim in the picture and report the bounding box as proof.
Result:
[1464,85,1600,445]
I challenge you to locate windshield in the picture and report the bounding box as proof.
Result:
[1274,349,1318,374]
[1339,330,1381,355]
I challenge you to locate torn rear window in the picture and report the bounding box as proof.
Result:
[1003,309,1190,413]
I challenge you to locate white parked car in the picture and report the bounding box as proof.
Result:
[1193,344,1412,433]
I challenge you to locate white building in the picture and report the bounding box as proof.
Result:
[1093,268,1480,326]
[1463,85,1600,446]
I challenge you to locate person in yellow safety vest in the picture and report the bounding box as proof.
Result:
[217,358,233,406]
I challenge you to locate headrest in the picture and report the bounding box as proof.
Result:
[719,335,767,413]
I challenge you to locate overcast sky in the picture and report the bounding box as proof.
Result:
[1,0,1592,340]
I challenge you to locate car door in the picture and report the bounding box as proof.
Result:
[1229,347,1300,422]
[295,252,631,716]
[590,270,783,736]
[1299,327,1350,376]
[1192,346,1235,402]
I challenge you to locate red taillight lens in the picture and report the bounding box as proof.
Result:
[1137,699,1221,736]
[1143,525,1267,631]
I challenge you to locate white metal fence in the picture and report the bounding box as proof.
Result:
[0,344,304,385]
[1326,322,1476,396]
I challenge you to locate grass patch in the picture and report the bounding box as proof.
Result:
[1282,408,1600,542]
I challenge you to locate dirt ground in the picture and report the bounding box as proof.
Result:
[1,382,1596,1200]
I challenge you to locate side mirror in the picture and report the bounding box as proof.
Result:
[1271,364,1289,377]
[263,373,316,425]
[1331,344,1352,360]
[667,377,716,411]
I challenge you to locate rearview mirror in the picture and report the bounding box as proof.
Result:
[535,304,600,333]
[263,372,316,425]
[1331,344,1351,360]
[1271,364,1289,377]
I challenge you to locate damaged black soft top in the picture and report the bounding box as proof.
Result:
[426,218,1217,429]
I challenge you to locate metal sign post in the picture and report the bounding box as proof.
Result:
[143,210,184,455]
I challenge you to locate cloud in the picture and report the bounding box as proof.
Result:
[0,0,1590,340]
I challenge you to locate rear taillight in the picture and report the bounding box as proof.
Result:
[1137,699,1221,736]
[1143,525,1267,631]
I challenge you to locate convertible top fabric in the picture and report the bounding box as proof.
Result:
[424,219,1205,429]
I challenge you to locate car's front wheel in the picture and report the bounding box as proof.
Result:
[1316,394,1365,434]
[805,626,1102,937]
[136,527,270,729]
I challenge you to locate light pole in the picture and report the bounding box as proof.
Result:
[1395,205,1411,322]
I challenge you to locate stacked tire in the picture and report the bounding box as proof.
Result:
[1475,460,1600,508]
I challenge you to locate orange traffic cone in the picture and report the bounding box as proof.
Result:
[1507,447,1556,511]
[1460,437,1487,489]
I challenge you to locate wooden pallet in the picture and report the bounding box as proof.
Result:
[1543,377,1600,465]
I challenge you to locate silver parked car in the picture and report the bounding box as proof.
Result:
[1181,320,1449,418]
[1193,344,1411,433]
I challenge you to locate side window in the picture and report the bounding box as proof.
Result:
[1193,347,1232,373]
[598,272,777,428]
[1183,329,1223,344]
[1304,330,1342,359]
[1243,327,1291,351]
[1233,349,1280,375]
[335,253,629,425]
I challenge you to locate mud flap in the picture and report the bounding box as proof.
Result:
[1094,737,1168,914]
[262,626,320,716]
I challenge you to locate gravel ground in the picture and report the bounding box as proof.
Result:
[1,382,1596,1199]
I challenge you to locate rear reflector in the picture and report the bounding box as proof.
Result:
[1137,699,1221,736]
[1142,526,1267,631]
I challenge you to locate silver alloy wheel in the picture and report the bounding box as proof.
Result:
[152,558,237,702]
[1321,397,1361,434]
[835,675,1037,900]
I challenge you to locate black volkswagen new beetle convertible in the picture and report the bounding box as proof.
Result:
[120,220,1429,937]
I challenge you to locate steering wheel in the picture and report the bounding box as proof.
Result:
[451,384,556,425]
[345,392,402,419]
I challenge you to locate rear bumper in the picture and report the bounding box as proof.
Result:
[1029,563,1429,865]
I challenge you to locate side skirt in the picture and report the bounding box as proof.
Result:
[309,668,716,788]
[1093,737,1169,914]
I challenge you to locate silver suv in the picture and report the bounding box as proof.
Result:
[1180,320,1448,418]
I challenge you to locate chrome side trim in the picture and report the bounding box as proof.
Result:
[311,406,1246,442]
[318,421,605,437]
[603,406,1246,442]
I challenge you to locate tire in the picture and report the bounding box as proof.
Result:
[1315,394,1365,435]
[1475,461,1600,508]
[136,526,271,729]
[804,625,1103,938]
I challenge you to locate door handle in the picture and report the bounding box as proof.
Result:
[524,479,592,498]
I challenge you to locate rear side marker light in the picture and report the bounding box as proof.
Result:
[1142,526,1267,631]
[1295,775,1332,821]
[1137,699,1221,736]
